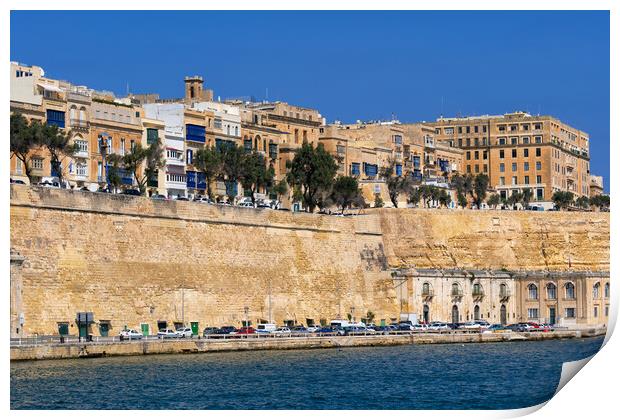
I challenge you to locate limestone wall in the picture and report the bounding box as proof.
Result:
[10,186,609,336]
[10,186,394,336]
[376,208,609,272]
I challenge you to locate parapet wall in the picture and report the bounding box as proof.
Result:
[10,186,609,336]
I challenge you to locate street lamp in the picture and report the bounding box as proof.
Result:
[98,135,109,192]
[244,306,249,328]
[350,306,355,323]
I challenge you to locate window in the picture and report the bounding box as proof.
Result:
[186,124,206,143]
[512,149,517,158]
[593,282,600,299]
[269,143,278,159]
[524,176,530,184]
[606,306,609,317]
[536,148,541,157]
[498,125,506,132]
[445,128,454,135]
[499,176,505,186]
[351,162,360,176]
[534,123,542,130]
[147,128,158,145]
[499,163,505,172]
[474,151,479,159]
[393,135,402,144]
[605,282,610,298]
[214,119,222,129]
[499,150,505,159]
[536,188,543,200]
[536,175,542,184]
[75,139,88,154]
[565,283,575,299]
[535,136,542,144]
[510,125,518,132]
[528,284,538,299]
[483,164,488,173]
[565,308,575,318]
[474,164,479,173]
[32,157,44,170]
[536,161,542,170]
[458,127,463,134]
[466,165,471,173]
[466,139,471,147]
[522,124,530,131]
[546,283,557,299]
[512,176,517,185]
[422,282,431,295]
[466,151,471,160]
[528,308,539,319]
[15,159,22,174]
[120,139,125,155]
[524,162,530,171]
[594,306,599,318]
[511,137,518,145]
[524,148,529,157]
[186,149,193,165]
[46,110,65,128]
[76,163,87,177]
[511,163,517,172]
[483,151,487,160]
[522,137,530,144]
[498,138,506,145]
[130,139,135,151]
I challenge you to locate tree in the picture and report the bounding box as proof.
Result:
[473,174,489,208]
[374,193,384,208]
[487,194,501,209]
[240,151,274,205]
[193,145,223,201]
[575,196,590,210]
[105,153,124,192]
[407,187,421,208]
[457,193,468,209]
[590,194,610,211]
[10,112,40,183]
[37,123,78,185]
[521,188,533,208]
[438,189,452,208]
[272,178,289,207]
[365,311,375,325]
[507,191,523,210]
[551,191,575,210]
[380,159,409,208]
[331,176,360,213]
[286,142,338,213]
[221,144,246,203]
[119,139,165,195]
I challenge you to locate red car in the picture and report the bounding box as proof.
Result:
[235,327,256,335]
[526,322,540,330]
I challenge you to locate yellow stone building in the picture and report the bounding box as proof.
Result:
[430,112,594,209]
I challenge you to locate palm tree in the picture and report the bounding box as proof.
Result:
[521,188,533,209]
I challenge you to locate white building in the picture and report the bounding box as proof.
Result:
[143,103,187,198]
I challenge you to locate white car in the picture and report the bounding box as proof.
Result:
[238,202,254,208]
[306,326,320,333]
[119,329,143,340]
[271,327,291,335]
[410,324,428,331]
[428,322,449,331]
[176,327,193,338]
[157,329,179,339]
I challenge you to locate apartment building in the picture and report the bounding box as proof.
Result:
[431,112,591,208]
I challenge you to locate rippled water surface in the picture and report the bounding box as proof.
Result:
[11,337,603,410]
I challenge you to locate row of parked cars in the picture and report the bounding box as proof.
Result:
[118,320,555,341]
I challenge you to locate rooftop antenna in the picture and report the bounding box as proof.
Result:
[265,87,269,101]
[440,96,444,118]
[537,104,541,116]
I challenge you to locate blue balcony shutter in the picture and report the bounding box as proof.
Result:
[413,156,421,169]
[186,171,196,188]
[351,162,360,176]
[244,139,253,152]
[197,172,207,190]
[46,110,65,128]
[186,124,206,142]
[395,164,402,176]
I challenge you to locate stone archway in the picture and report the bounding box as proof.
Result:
[423,305,430,324]
[451,305,459,324]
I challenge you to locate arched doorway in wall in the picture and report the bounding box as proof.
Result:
[423,305,430,324]
[500,304,507,325]
[474,305,480,320]
[452,305,459,324]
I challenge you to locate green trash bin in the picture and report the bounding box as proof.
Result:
[191,322,199,337]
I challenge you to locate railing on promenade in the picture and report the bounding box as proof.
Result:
[10,328,503,347]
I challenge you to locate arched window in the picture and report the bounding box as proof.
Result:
[422,282,431,296]
[472,283,484,297]
[593,282,600,299]
[69,106,77,121]
[565,282,575,299]
[451,283,462,297]
[474,305,480,320]
[79,107,86,122]
[546,283,557,299]
[605,282,610,298]
[528,284,538,299]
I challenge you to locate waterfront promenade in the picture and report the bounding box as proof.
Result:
[10,328,605,361]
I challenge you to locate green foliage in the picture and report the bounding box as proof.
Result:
[117,138,165,194]
[273,178,289,204]
[457,193,468,208]
[365,311,375,324]
[10,112,39,183]
[194,145,223,200]
[487,193,501,208]
[521,188,533,208]
[331,176,361,213]
[221,144,246,203]
[438,189,452,208]
[507,191,523,209]
[286,142,338,213]
[551,191,575,210]
[380,159,410,208]
[589,194,610,210]
[36,123,78,185]
[575,195,590,209]
[407,187,421,207]
[240,151,274,205]
[374,193,384,208]
[473,174,489,207]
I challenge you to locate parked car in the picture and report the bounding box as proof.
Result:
[151,194,168,200]
[447,323,460,330]
[317,327,335,334]
[120,329,143,340]
[410,324,428,331]
[306,326,321,333]
[175,196,189,201]
[428,322,450,331]
[176,327,193,338]
[525,322,540,330]
[202,327,218,337]
[538,323,554,332]
[291,326,309,334]
[10,179,26,185]
[271,327,292,335]
[256,323,277,334]
[157,329,179,339]
[482,324,506,333]
[505,323,528,332]
[238,202,254,208]
[194,196,213,204]
[234,326,256,335]
[212,326,237,337]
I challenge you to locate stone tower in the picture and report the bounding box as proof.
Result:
[184,75,213,103]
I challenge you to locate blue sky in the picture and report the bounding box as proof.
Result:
[10,10,609,191]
